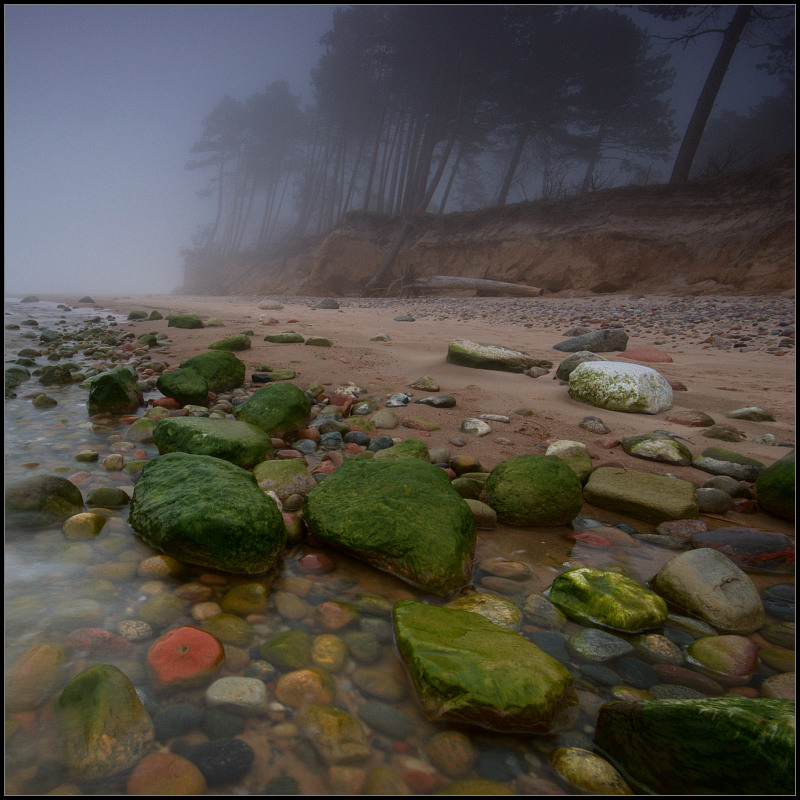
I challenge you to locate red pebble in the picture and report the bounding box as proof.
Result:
[297,552,335,573]
[146,626,225,690]
[570,532,614,548]
[118,416,139,425]
[403,771,443,794]
[66,627,132,656]
[733,498,757,513]
[594,438,621,450]
[68,471,92,485]
[152,397,182,409]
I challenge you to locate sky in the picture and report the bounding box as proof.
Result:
[4,4,790,297]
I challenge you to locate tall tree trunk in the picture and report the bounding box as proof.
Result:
[580,124,606,194]
[670,5,753,184]
[438,144,463,214]
[495,124,529,207]
[415,130,456,213]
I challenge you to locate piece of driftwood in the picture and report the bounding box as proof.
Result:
[402,275,544,297]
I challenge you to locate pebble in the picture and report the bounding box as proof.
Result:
[179,738,255,786]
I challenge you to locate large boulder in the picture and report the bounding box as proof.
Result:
[650,547,765,634]
[754,449,794,521]
[167,314,204,329]
[302,458,476,596]
[209,334,251,351]
[233,382,311,436]
[86,367,143,415]
[582,467,698,524]
[129,452,286,574]
[594,697,795,795]
[56,664,154,782]
[156,368,209,407]
[548,567,668,633]
[568,361,672,414]
[446,339,552,373]
[179,350,246,393]
[153,416,272,470]
[553,328,629,353]
[482,454,583,525]
[393,600,576,732]
[621,432,693,466]
[5,474,84,528]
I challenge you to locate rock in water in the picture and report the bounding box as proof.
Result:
[650,547,765,634]
[446,339,552,373]
[689,527,795,574]
[482,454,583,525]
[153,416,272,469]
[393,600,576,732]
[302,458,476,596]
[5,473,84,528]
[56,664,154,781]
[568,362,672,414]
[594,697,795,795]
[129,452,286,574]
[547,567,668,633]
[86,367,143,415]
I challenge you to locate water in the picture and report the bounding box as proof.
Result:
[4,296,793,795]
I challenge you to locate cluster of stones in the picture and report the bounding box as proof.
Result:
[3,306,795,795]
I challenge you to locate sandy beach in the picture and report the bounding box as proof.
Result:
[44,290,795,541]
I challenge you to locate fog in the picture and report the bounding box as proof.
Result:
[4,4,789,297]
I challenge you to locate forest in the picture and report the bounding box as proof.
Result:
[183,5,794,267]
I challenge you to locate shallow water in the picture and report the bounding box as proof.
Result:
[4,297,794,795]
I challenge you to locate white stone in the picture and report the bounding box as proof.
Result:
[205,676,271,715]
[461,418,492,436]
[568,361,672,414]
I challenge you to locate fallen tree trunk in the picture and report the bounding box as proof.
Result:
[402,275,544,297]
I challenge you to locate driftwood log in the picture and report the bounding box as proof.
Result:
[400,275,544,297]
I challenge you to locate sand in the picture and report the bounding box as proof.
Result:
[45,291,796,545]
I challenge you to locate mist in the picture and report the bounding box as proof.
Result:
[4,5,790,298]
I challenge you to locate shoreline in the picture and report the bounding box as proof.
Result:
[10,290,792,540]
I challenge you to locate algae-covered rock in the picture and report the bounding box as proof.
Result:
[446,339,551,373]
[209,334,251,351]
[692,446,765,482]
[296,704,371,765]
[167,314,204,329]
[594,697,795,794]
[554,328,629,353]
[153,416,272,469]
[180,350,246,392]
[482,454,583,525]
[568,361,672,414]
[621,433,693,467]
[56,663,154,781]
[5,473,84,528]
[545,440,594,484]
[754,449,794,521]
[157,368,209,407]
[302,458,476,596]
[264,331,305,343]
[371,437,430,461]
[87,367,143,415]
[547,567,668,633]
[253,458,315,499]
[393,600,576,732]
[234,382,311,436]
[582,467,698,524]
[129,452,286,574]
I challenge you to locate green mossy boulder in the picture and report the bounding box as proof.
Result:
[180,350,246,392]
[372,437,430,461]
[302,459,476,596]
[86,367,143,415]
[156,367,209,407]
[446,339,551,373]
[233,382,311,436]
[253,459,315,499]
[128,452,286,574]
[209,333,251,351]
[393,600,576,732]
[37,364,74,386]
[127,310,148,320]
[5,473,84,528]
[582,467,698,524]
[167,314,204,329]
[264,331,305,343]
[594,697,795,795]
[56,663,154,781]
[547,567,668,633]
[754,449,794,521]
[153,416,272,469]
[482,454,583,525]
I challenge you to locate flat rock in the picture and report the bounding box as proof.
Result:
[690,527,795,574]
[447,339,552,373]
[553,328,629,353]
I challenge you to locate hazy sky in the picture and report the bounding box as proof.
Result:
[4,4,788,297]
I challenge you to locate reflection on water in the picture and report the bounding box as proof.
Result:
[3,297,793,795]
